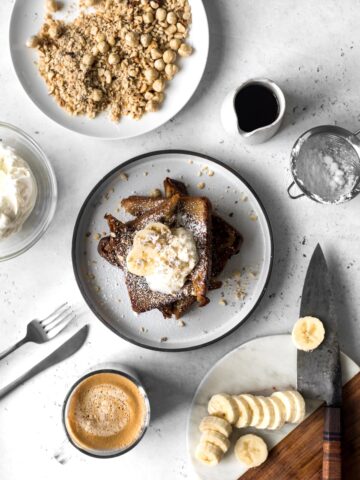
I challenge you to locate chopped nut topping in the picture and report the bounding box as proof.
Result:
[29,0,192,122]
[149,188,162,198]
[119,172,128,181]
[197,182,205,190]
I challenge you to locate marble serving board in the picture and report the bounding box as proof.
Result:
[187,335,360,480]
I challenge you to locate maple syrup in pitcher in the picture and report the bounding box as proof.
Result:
[235,84,280,132]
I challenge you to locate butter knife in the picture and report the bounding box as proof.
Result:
[0,325,89,399]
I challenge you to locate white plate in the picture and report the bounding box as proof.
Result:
[187,335,360,479]
[9,0,209,139]
[72,151,273,350]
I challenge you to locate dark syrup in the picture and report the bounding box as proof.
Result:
[234,84,279,132]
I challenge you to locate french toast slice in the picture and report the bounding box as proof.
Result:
[99,191,212,314]
[122,179,242,277]
[121,178,242,318]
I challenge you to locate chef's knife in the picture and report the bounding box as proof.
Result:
[0,325,89,399]
[297,245,342,480]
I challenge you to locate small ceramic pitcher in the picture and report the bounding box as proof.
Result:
[220,78,286,145]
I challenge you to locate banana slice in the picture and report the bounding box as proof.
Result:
[271,391,294,422]
[288,391,306,423]
[232,395,252,428]
[195,442,223,466]
[133,222,170,249]
[208,393,239,424]
[126,246,156,276]
[267,396,286,430]
[199,416,232,438]
[240,394,263,427]
[255,396,275,429]
[292,316,325,351]
[272,390,303,423]
[234,434,268,468]
[200,430,231,453]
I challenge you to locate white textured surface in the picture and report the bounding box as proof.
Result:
[1,1,360,479]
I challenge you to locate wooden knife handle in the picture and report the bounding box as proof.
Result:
[323,405,342,480]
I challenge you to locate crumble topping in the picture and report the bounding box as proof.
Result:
[28,0,192,121]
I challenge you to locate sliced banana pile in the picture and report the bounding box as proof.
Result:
[195,390,306,468]
[195,416,233,466]
[292,316,325,351]
[207,391,305,430]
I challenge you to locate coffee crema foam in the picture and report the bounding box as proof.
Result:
[66,372,146,452]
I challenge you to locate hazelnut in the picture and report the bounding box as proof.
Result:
[46,0,60,13]
[144,68,159,83]
[98,40,110,53]
[96,33,106,42]
[143,12,154,24]
[140,33,152,47]
[178,43,192,57]
[145,100,159,112]
[26,36,39,48]
[156,8,167,21]
[125,32,139,47]
[166,11,177,25]
[154,58,165,71]
[169,38,181,50]
[150,48,162,60]
[108,52,120,65]
[152,77,165,92]
[82,53,95,66]
[165,63,178,79]
[163,49,176,64]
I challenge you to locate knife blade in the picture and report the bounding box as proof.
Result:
[298,245,342,480]
[297,244,342,406]
[0,325,89,399]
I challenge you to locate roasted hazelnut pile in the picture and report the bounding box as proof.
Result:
[28,0,192,121]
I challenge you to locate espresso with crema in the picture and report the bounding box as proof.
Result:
[65,372,146,452]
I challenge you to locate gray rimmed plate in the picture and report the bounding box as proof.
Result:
[72,151,273,351]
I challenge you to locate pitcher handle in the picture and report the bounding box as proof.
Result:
[287,181,305,200]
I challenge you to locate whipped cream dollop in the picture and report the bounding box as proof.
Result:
[126,222,199,294]
[0,144,37,240]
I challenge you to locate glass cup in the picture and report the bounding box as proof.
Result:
[56,364,150,462]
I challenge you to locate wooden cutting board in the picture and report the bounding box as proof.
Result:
[240,372,360,480]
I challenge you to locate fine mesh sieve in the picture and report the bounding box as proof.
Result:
[288,125,360,204]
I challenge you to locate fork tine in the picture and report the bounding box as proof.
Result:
[45,313,75,339]
[44,309,74,333]
[40,302,68,327]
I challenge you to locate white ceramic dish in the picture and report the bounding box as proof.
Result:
[187,335,360,480]
[9,0,209,139]
[72,151,273,351]
[0,122,57,261]
[220,78,286,145]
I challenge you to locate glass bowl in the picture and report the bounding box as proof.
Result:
[0,122,57,261]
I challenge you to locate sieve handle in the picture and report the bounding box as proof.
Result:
[287,182,305,200]
[354,129,360,137]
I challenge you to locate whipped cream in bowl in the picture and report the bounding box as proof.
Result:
[0,123,57,261]
[0,145,37,239]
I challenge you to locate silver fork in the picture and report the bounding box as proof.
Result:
[0,303,75,362]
